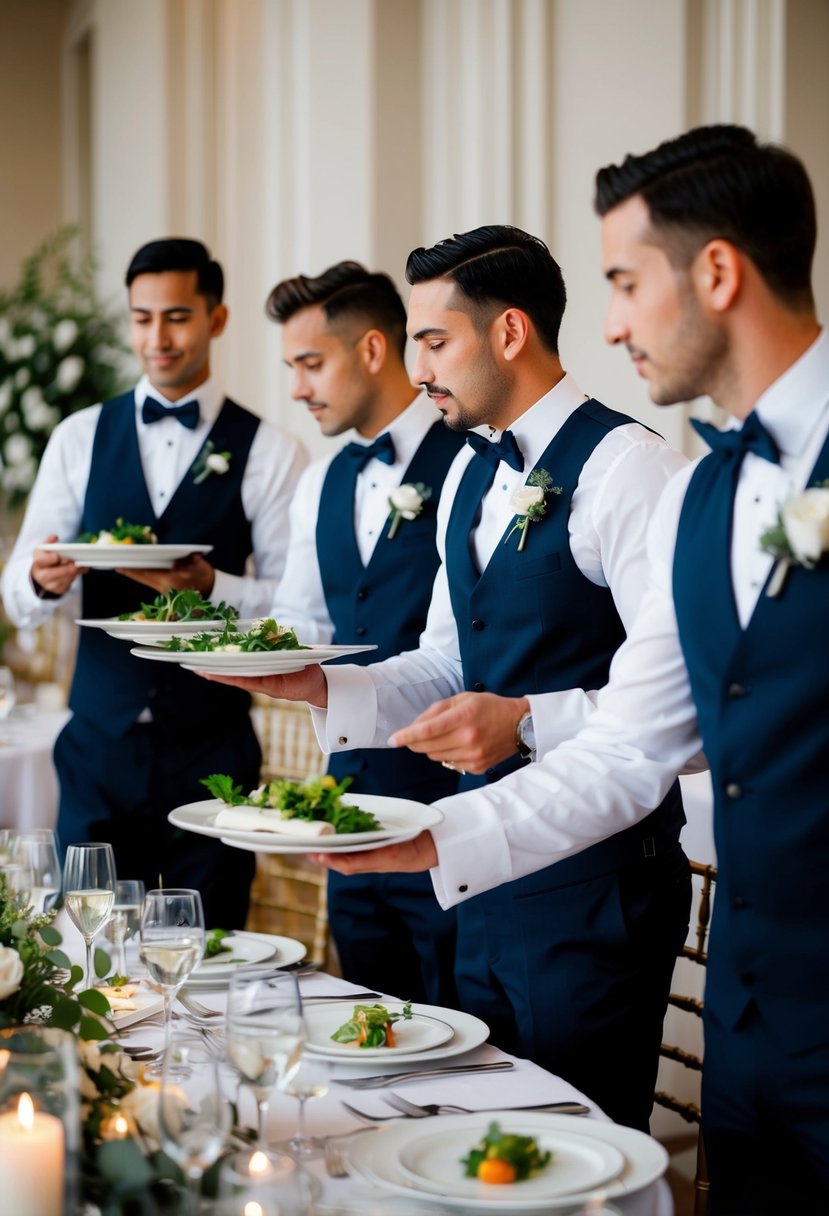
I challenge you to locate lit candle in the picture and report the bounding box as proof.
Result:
[0,1092,64,1216]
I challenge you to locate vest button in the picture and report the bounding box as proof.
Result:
[725,782,742,800]
[473,682,485,692]
[486,768,495,777]
[458,883,468,893]
[727,682,747,698]
[356,590,367,602]
[471,619,485,632]
[355,626,367,637]
[338,735,348,745]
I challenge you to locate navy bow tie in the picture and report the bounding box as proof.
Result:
[142,396,200,430]
[691,411,780,465]
[342,431,396,470]
[465,429,524,473]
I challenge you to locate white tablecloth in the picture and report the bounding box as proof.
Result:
[0,707,69,831]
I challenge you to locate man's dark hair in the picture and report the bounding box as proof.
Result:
[405,225,566,355]
[266,261,408,359]
[125,238,224,307]
[594,124,816,310]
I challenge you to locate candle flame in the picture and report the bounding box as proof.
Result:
[18,1092,34,1131]
[249,1150,271,1176]
[113,1113,130,1137]
[244,1204,264,1216]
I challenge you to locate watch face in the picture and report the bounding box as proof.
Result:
[517,711,535,759]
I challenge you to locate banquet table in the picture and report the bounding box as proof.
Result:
[95,937,673,1216]
[0,706,69,831]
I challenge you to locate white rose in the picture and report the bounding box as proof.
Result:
[121,1080,188,1143]
[205,452,230,475]
[0,945,24,999]
[4,432,31,465]
[15,334,36,359]
[54,318,79,353]
[55,355,85,394]
[14,366,30,389]
[782,487,829,565]
[510,484,545,515]
[390,483,424,519]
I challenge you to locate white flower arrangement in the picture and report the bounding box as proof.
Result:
[760,481,829,597]
[192,438,232,485]
[387,482,430,539]
[0,227,129,504]
[504,467,562,551]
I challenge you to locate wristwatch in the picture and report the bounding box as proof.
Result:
[516,710,536,761]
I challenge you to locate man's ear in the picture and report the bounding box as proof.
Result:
[209,303,229,338]
[359,328,387,374]
[496,308,531,363]
[694,239,742,313]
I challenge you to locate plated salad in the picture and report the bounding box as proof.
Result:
[78,518,158,544]
[462,1122,552,1185]
[162,617,306,653]
[116,588,238,623]
[201,772,381,835]
[330,1001,413,1048]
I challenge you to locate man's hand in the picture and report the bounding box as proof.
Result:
[198,663,329,707]
[311,830,438,875]
[117,553,215,595]
[389,691,529,774]
[31,534,87,597]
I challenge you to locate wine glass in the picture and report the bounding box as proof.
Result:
[62,842,117,988]
[225,968,305,1144]
[10,830,61,913]
[103,879,145,975]
[0,667,16,743]
[139,888,205,1065]
[278,1054,330,1159]
[158,1029,231,1216]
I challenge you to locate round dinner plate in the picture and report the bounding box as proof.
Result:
[184,931,305,989]
[299,1000,488,1065]
[303,1001,455,1059]
[130,642,376,675]
[345,1112,669,1211]
[169,795,443,854]
[42,541,213,569]
[77,617,242,640]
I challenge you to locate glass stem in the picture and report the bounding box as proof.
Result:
[162,987,173,1054]
[296,1096,308,1145]
[84,936,95,988]
[256,1096,270,1143]
[186,1171,201,1216]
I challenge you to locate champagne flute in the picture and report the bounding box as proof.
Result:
[103,879,145,975]
[225,968,305,1144]
[10,830,61,913]
[63,842,116,988]
[140,888,205,1066]
[158,1030,231,1216]
[278,1055,329,1159]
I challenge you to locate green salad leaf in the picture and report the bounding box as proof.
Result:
[116,588,239,624]
[204,928,232,958]
[462,1121,552,1181]
[77,517,157,544]
[199,772,380,834]
[162,618,307,653]
[330,1001,413,1048]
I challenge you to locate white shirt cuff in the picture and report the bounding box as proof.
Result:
[429,789,515,909]
[309,664,380,754]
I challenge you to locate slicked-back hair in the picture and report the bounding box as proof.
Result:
[125,238,224,307]
[595,124,816,310]
[405,225,566,355]
[266,261,408,359]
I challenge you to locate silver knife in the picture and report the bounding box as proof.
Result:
[332,1060,514,1089]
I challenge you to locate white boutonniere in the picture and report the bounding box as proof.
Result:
[387,482,431,539]
[192,439,232,485]
[504,468,562,552]
[760,480,829,596]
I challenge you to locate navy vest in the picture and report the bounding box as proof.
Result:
[317,420,464,802]
[71,391,259,738]
[674,430,829,1050]
[446,399,684,882]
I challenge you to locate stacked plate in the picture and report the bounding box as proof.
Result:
[130,642,377,676]
[302,1000,489,1065]
[77,617,252,645]
[169,795,443,856]
[184,930,305,989]
[43,541,213,570]
[346,1111,669,1211]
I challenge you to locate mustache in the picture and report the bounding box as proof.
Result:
[421,383,454,399]
[626,344,647,360]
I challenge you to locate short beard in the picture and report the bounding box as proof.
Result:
[650,281,729,406]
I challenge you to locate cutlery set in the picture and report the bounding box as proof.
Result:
[333,1059,515,1088]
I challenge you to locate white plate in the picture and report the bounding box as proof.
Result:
[42,542,213,569]
[395,1121,625,1200]
[169,795,443,854]
[130,642,377,675]
[304,1001,455,1059]
[346,1113,668,1211]
[77,617,241,640]
[307,1001,487,1065]
[107,988,165,1029]
[184,931,306,989]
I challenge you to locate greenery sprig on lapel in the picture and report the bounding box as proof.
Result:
[192,439,231,485]
[504,468,562,552]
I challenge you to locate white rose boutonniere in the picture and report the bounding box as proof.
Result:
[193,439,232,485]
[504,468,562,552]
[387,482,431,539]
[0,944,24,999]
[760,480,829,597]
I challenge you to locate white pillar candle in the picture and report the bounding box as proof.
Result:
[0,1092,64,1216]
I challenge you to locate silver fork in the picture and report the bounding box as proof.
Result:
[341,1100,405,1122]
[385,1092,591,1118]
[177,992,223,1018]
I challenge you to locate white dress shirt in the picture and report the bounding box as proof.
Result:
[1,374,309,626]
[269,393,446,641]
[315,372,689,770]
[424,329,829,907]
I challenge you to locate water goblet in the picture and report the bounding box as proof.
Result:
[62,842,116,988]
[139,888,205,1066]
[10,830,61,913]
[277,1054,330,1160]
[103,879,145,975]
[225,968,305,1145]
[158,1029,231,1216]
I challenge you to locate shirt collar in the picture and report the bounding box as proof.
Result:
[494,373,589,470]
[345,392,442,470]
[754,327,829,458]
[134,373,224,424]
